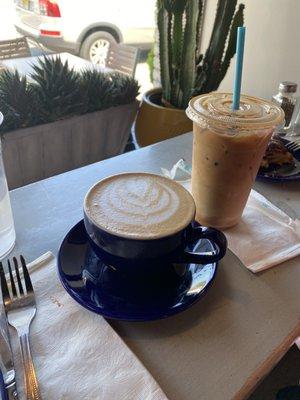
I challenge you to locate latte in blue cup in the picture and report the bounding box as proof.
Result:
[83,172,227,264]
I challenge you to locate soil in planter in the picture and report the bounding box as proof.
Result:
[149,91,164,106]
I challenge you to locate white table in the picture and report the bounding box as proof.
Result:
[0,52,111,79]
[6,133,300,400]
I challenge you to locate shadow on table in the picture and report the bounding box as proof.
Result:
[248,345,300,400]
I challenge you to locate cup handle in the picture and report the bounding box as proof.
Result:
[178,225,227,264]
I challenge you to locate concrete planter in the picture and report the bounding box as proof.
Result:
[2,102,138,189]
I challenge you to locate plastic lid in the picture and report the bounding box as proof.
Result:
[186,93,284,131]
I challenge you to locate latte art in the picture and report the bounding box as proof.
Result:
[84,173,195,239]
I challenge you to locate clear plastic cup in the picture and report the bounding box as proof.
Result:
[186,93,284,229]
[0,113,16,259]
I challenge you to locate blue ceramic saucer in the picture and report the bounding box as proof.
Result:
[57,220,219,321]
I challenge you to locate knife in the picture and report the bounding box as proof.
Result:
[0,304,18,400]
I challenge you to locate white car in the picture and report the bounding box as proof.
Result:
[14,0,155,64]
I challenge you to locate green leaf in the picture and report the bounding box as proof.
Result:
[0,70,37,132]
[0,55,139,133]
[217,3,245,88]
[201,0,238,93]
[158,1,171,103]
[179,0,200,108]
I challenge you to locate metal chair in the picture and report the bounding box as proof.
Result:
[106,43,139,77]
[0,37,31,61]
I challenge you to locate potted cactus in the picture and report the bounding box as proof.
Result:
[135,0,245,147]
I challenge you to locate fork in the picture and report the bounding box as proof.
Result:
[0,256,42,400]
[285,138,300,152]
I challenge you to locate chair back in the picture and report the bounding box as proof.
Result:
[106,44,139,77]
[0,37,30,60]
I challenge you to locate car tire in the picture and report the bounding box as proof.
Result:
[80,31,117,66]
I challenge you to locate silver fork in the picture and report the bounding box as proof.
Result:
[286,139,300,152]
[0,256,42,400]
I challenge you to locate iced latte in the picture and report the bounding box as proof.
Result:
[186,93,284,229]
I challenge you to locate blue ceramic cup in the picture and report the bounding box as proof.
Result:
[83,173,227,265]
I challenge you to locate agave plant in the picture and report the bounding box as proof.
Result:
[30,56,83,123]
[110,72,140,106]
[0,70,36,132]
[157,0,245,109]
[79,70,139,113]
[0,56,139,134]
[80,69,115,113]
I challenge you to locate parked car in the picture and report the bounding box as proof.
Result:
[14,0,155,65]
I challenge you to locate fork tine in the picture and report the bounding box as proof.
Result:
[286,142,300,152]
[7,260,17,298]
[20,255,33,293]
[13,257,24,296]
[287,142,295,148]
[0,261,10,304]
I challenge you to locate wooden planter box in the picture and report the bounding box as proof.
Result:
[2,102,139,189]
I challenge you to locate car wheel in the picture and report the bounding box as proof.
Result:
[80,31,117,66]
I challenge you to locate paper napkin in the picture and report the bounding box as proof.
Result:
[10,252,168,400]
[162,160,300,273]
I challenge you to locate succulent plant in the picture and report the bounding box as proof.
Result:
[0,56,139,134]
[30,56,83,123]
[80,70,116,113]
[110,72,140,106]
[0,70,36,132]
[157,0,245,109]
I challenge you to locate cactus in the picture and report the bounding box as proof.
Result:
[157,0,245,109]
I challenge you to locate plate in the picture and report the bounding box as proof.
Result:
[57,220,219,321]
[257,138,300,182]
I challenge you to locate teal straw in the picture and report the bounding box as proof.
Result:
[232,26,246,111]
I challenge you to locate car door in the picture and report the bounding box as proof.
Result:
[60,0,155,45]
[112,0,156,45]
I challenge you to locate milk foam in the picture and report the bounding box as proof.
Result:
[85,173,195,239]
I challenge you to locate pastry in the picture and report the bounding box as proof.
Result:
[260,137,295,170]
